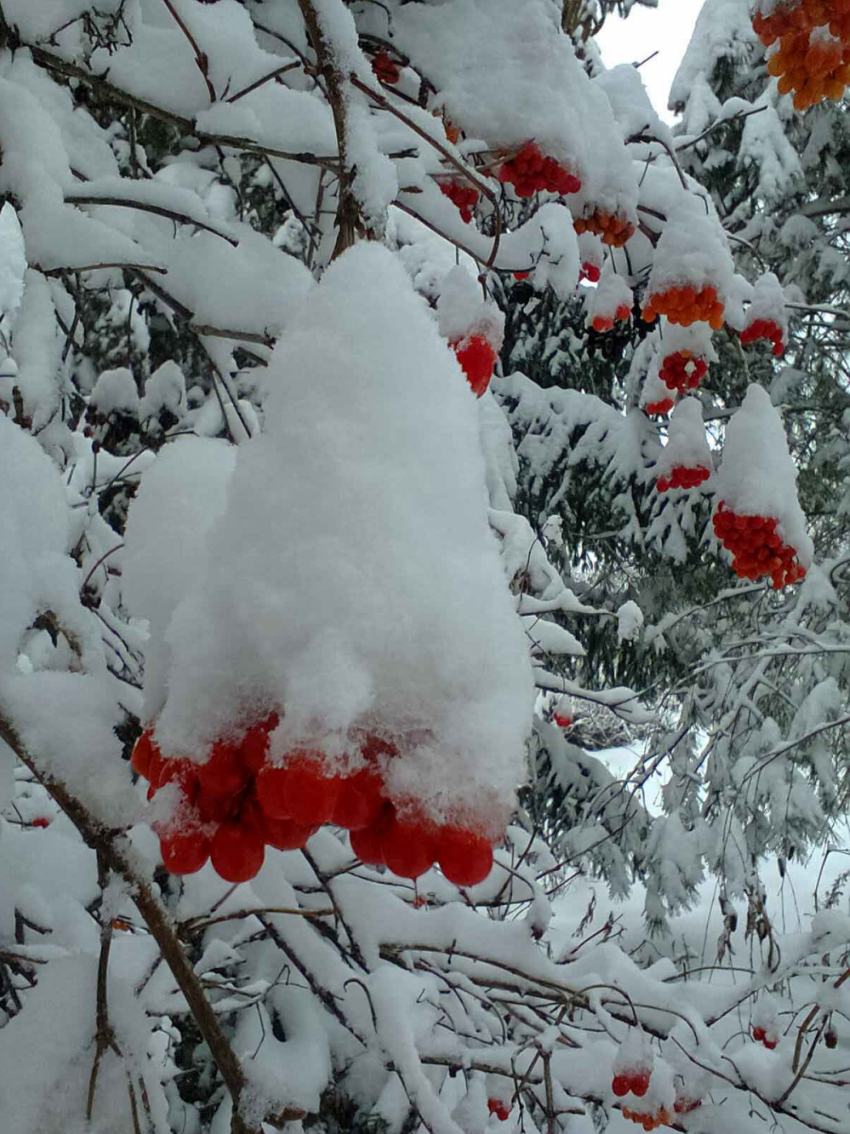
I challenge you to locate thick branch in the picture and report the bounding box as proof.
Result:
[0,711,260,1134]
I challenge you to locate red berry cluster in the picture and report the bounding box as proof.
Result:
[554,712,572,728]
[657,465,711,493]
[645,397,675,416]
[134,724,495,887]
[497,141,581,197]
[574,210,635,247]
[752,1025,779,1050]
[642,285,725,330]
[488,1098,511,1121]
[740,318,785,357]
[580,261,601,283]
[31,816,51,828]
[451,335,498,397]
[622,1107,670,1131]
[712,503,808,588]
[372,52,401,84]
[439,180,479,223]
[351,802,494,885]
[658,349,708,394]
[612,1071,650,1098]
[513,270,530,280]
[592,304,631,333]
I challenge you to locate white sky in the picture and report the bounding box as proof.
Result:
[596,0,705,121]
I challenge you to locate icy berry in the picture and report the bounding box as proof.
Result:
[372,52,400,84]
[439,179,479,223]
[451,335,497,397]
[612,1075,631,1097]
[437,825,494,886]
[631,1071,650,1097]
[31,817,51,828]
[752,1025,766,1042]
[332,766,385,830]
[210,820,265,883]
[160,824,210,875]
[554,713,572,727]
[382,809,437,880]
[350,802,395,866]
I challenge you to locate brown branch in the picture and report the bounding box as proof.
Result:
[0,711,263,1134]
[348,72,503,270]
[227,60,301,103]
[297,0,363,258]
[159,0,216,101]
[64,194,239,247]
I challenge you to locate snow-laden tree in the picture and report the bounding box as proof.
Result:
[0,3,848,1134]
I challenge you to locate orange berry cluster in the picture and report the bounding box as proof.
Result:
[659,349,708,394]
[497,141,581,197]
[574,210,635,247]
[767,27,850,109]
[450,334,498,397]
[133,723,495,886]
[645,397,675,416]
[657,465,711,492]
[622,1107,670,1132]
[372,52,401,84]
[592,304,631,333]
[580,261,601,283]
[712,503,808,588]
[642,285,724,330]
[754,1,850,108]
[439,179,479,223]
[740,317,785,356]
[752,1025,779,1050]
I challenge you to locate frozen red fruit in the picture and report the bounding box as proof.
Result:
[612,1075,631,1097]
[198,739,250,798]
[452,335,497,398]
[554,713,572,728]
[282,751,341,826]
[631,1071,650,1097]
[332,767,385,830]
[131,728,156,778]
[31,816,51,828]
[372,52,400,84]
[256,762,292,820]
[436,826,493,886]
[240,711,279,773]
[210,820,265,883]
[160,825,210,875]
[763,1036,778,1050]
[382,810,437,880]
[488,1098,511,1121]
[350,803,395,865]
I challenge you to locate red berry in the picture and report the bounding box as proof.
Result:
[332,767,385,830]
[258,809,317,851]
[382,810,436,880]
[210,820,265,883]
[452,335,497,397]
[350,803,395,865]
[198,739,250,798]
[240,712,279,773]
[554,713,572,728]
[763,1037,778,1050]
[160,824,210,875]
[372,52,400,84]
[631,1071,650,1097]
[752,1025,766,1042]
[31,816,51,828]
[513,271,530,281]
[131,728,156,778]
[282,752,340,826]
[256,762,292,819]
[437,826,493,886]
[612,1075,631,1097]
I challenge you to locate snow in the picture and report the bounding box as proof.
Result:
[137,244,534,833]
